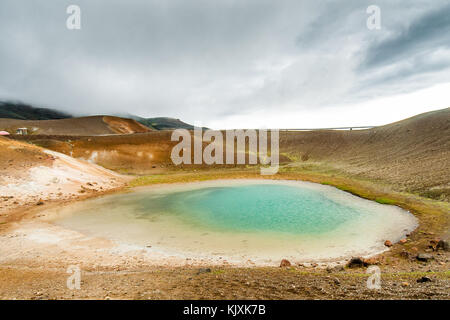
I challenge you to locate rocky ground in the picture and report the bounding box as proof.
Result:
[0,261,448,300]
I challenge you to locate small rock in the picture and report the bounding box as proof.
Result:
[384,240,393,247]
[437,239,449,252]
[333,278,341,285]
[196,268,211,275]
[347,257,365,268]
[416,253,433,262]
[36,199,44,206]
[280,259,291,267]
[401,282,409,287]
[417,276,432,283]
[399,239,407,244]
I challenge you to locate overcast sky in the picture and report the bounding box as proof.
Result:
[0,0,449,129]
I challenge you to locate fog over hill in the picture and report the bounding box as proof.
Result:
[0,101,197,131]
[0,101,72,120]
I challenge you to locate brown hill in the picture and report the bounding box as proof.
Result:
[9,108,450,200]
[280,107,450,199]
[0,115,151,136]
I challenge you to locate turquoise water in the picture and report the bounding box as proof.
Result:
[135,185,361,234]
[51,180,417,264]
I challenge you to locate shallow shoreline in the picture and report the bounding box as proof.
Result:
[40,179,418,267]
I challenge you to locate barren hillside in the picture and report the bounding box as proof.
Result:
[0,136,127,214]
[0,115,151,136]
[280,108,450,199]
[8,108,450,200]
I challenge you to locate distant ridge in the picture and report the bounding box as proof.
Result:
[0,101,72,120]
[0,101,198,130]
[126,115,197,130]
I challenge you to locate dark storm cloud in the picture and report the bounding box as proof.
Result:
[352,2,450,99]
[0,0,449,127]
[363,3,450,69]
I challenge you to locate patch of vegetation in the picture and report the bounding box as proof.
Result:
[128,170,259,187]
[388,270,450,278]
[212,269,225,275]
[375,198,397,205]
[280,152,306,162]
[325,183,364,198]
